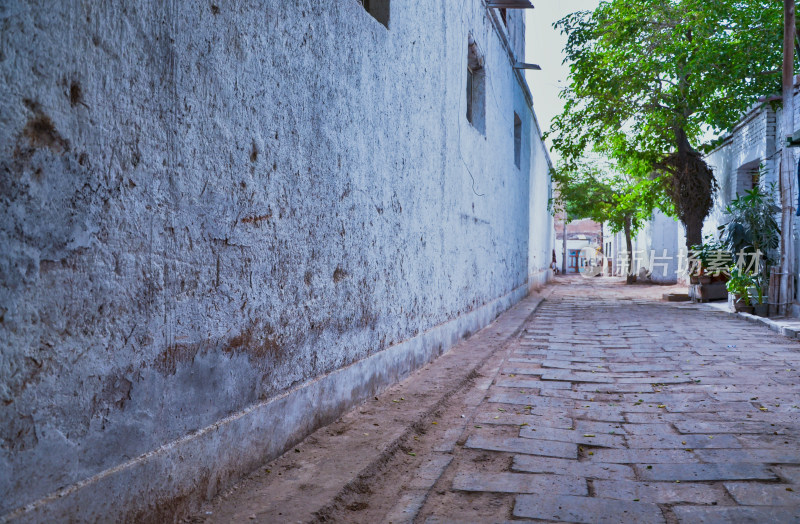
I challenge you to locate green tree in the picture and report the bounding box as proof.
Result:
[550,0,784,248]
[551,159,664,284]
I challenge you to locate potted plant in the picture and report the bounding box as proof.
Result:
[726,266,755,314]
[751,283,769,317]
[690,236,730,284]
[718,183,780,314]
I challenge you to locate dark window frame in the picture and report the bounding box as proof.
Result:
[362,0,390,28]
[514,112,522,168]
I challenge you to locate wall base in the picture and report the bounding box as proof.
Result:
[5,284,530,523]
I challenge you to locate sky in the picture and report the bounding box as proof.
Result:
[522,1,601,160]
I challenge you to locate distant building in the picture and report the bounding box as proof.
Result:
[553,216,602,274]
[603,211,682,284]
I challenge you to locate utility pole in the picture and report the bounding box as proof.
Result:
[779,0,796,316]
[562,216,568,275]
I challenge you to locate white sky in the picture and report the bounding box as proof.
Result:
[523,1,601,160]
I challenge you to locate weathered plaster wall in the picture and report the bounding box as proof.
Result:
[0,0,552,520]
[704,92,800,309]
[705,104,779,238]
[529,118,554,288]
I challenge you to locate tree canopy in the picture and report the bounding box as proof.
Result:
[550,158,667,282]
[549,0,785,247]
[550,159,661,235]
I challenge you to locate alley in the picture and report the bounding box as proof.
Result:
[193,278,800,523]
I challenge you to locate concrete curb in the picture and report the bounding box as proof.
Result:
[695,301,800,340]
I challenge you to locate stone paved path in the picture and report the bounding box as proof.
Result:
[411,278,800,523]
[191,278,800,523]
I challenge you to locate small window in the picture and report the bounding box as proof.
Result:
[736,162,760,195]
[514,112,522,168]
[466,38,486,134]
[362,0,390,28]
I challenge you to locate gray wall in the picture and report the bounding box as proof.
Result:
[704,92,800,310]
[704,103,779,237]
[0,1,552,520]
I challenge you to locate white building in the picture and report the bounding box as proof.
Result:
[704,84,800,315]
[603,211,683,284]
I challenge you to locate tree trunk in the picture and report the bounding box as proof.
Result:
[599,223,605,276]
[561,218,568,275]
[684,216,704,249]
[666,126,715,250]
[779,0,796,316]
[624,215,635,285]
[677,128,704,249]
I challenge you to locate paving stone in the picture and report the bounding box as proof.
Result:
[432,428,464,452]
[488,391,574,409]
[424,518,516,524]
[576,382,653,393]
[493,377,544,389]
[405,455,452,490]
[736,434,799,448]
[452,472,587,495]
[696,449,800,464]
[620,423,674,436]
[625,433,741,449]
[571,406,627,422]
[540,370,615,383]
[513,494,664,523]
[572,419,628,435]
[608,364,678,373]
[506,358,546,365]
[774,465,800,483]
[637,463,778,481]
[624,412,676,424]
[664,401,756,413]
[672,505,800,523]
[464,435,577,459]
[593,479,726,504]
[520,425,625,447]
[674,420,784,434]
[512,455,635,480]
[473,412,536,426]
[528,380,574,390]
[615,376,694,384]
[619,392,711,403]
[501,366,545,376]
[526,407,576,428]
[537,388,607,401]
[541,360,609,372]
[512,350,548,358]
[588,448,702,464]
[384,490,427,523]
[725,482,800,505]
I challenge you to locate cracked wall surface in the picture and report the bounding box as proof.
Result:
[0,1,552,519]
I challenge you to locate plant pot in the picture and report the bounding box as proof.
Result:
[699,275,712,285]
[733,299,753,313]
[690,275,700,284]
[753,303,769,317]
